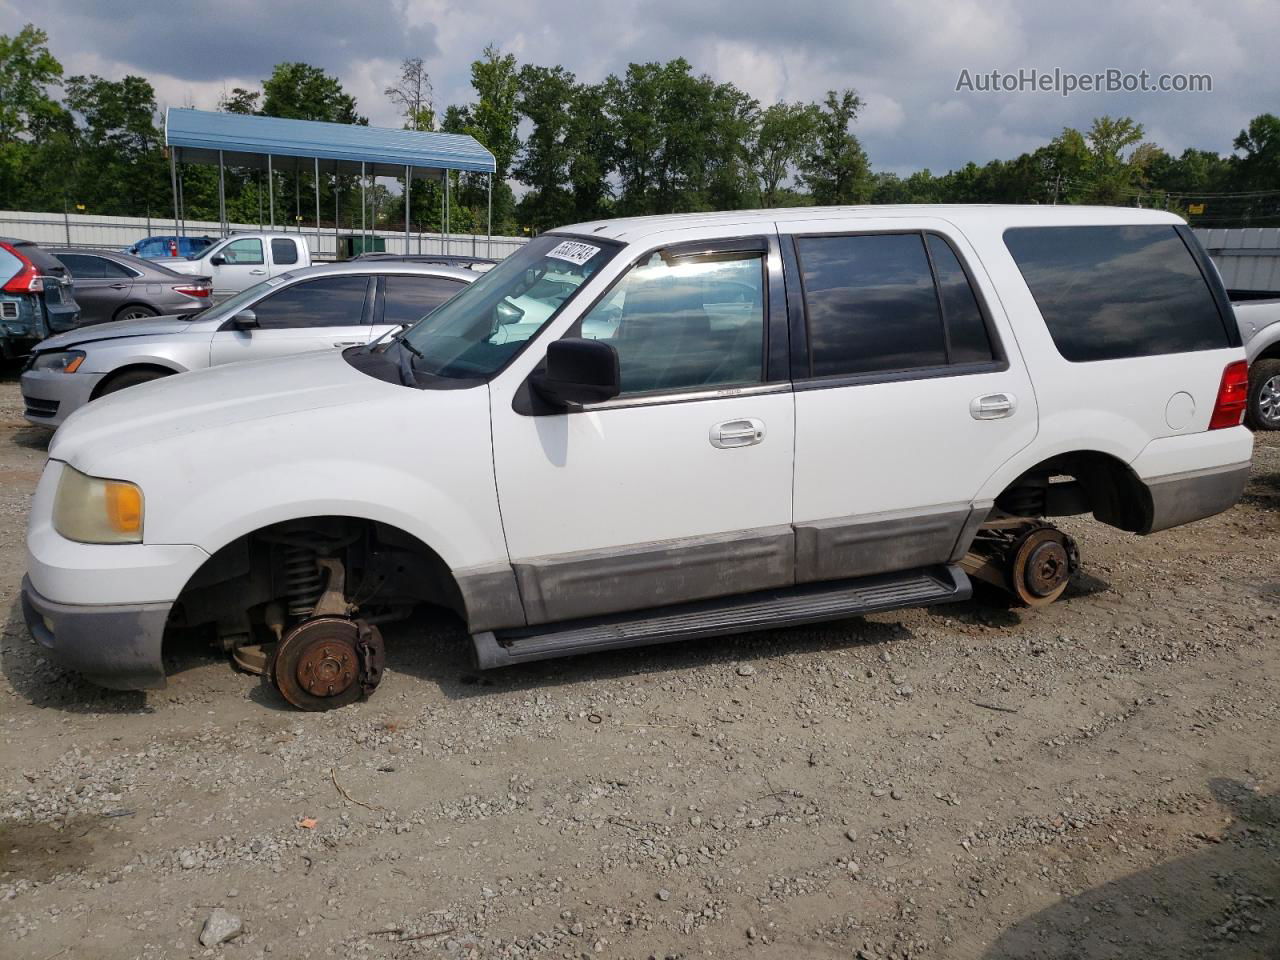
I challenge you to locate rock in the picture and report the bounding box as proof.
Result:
[845,828,858,842]
[657,888,671,902]
[897,685,914,698]
[178,851,198,870]
[747,926,757,939]
[198,908,243,947]
[891,789,905,801]
[736,664,756,677]
[871,788,887,798]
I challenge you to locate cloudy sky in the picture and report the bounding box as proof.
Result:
[2,0,1276,176]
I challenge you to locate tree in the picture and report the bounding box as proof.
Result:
[514,64,577,232]
[0,24,62,145]
[1232,113,1280,190]
[565,81,615,221]
[218,87,260,115]
[385,57,433,131]
[798,89,869,205]
[752,102,819,207]
[261,62,365,124]
[61,74,167,215]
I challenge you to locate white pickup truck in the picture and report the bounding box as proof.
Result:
[159,232,312,298]
[1232,297,1280,429]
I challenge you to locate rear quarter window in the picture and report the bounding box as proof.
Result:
[1004,225,1231,362]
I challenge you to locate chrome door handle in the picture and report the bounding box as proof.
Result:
[108,282,128,290]
[710,418,765,448]
[970,393,1016,420]
[249,268,267,275]
[332,340,361,347]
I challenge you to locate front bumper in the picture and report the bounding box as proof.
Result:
[20,368,105,427]
[21,575,171,690]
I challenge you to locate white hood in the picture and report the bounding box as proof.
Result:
[49,349,399,471]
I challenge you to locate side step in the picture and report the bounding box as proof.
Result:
[471,564,971,669]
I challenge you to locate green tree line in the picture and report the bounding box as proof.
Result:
[1,23,1277,237]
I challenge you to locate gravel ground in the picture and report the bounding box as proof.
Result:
[0,366,1278,960]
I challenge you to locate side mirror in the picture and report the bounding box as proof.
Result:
[231,309,258,330]
[532,338,621,407]
[210,254,226,266]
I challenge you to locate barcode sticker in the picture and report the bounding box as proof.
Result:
[546,240,601,266]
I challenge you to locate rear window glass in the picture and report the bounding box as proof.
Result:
[271,238,299,265]
[1004,225,1229,362]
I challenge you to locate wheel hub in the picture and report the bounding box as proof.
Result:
[296,641,356,697]
[1261,374,1280,423]
[271,617,383,711]
[1024,540,1069,597]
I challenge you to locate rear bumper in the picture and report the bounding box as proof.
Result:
[20,369,104,427]
[20,575,170,690]
[1143,462,1251,534]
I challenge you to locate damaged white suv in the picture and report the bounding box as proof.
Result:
[23,206,1253,710]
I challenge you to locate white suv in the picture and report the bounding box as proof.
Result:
[22,206,1253,710]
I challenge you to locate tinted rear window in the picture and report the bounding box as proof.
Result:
[14,242,66,274]
[271,238,299,265]
[1004,225,1229,362]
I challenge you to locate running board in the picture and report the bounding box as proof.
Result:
[471,564,970,669]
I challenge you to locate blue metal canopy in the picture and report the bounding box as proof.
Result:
[164,107,496,177]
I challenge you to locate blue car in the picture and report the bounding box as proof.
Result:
[125,235,217,260]
[0,237,80,359]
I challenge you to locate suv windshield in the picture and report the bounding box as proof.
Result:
[397,234,618,379]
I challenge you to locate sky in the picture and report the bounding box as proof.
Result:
[2,0,1277,177]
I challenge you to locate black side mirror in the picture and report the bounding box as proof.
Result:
[210,254,226,266]
[231,309,258,330]
[532,338,621,407]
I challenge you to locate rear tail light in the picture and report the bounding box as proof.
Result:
[172,283,211,298]
[1209,360,1249,430]
[0,241,45,294]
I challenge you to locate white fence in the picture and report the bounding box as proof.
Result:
[0,209,527,261]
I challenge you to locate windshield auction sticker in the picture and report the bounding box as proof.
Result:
[546,240,601,266]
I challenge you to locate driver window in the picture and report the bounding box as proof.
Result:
[577,252,766,395]
[221,238,264,265]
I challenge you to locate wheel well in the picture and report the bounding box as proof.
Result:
[112,301,157,321]
[171,516,464,649]
[1255,341,1280,364]
[90,363,177,399]
[995,451,1152,534]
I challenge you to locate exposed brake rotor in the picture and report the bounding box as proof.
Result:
[270,616,385,711]
[961,519,1079,608]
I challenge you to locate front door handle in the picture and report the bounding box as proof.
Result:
[970,393,1016,420]
[332,340,361,347]
[710,418,765,449]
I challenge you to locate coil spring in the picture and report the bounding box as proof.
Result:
[283,544,323,618]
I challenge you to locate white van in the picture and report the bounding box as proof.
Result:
[22,206,1253,710]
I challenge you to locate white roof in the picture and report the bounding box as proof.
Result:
[557,204,1185,243]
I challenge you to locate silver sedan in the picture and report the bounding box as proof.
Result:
[21,261,475,427]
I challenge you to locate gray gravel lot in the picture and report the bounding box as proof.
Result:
[1,367,1278,960]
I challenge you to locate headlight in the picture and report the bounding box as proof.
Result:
[52,465,144,544]
[32,350,86,373]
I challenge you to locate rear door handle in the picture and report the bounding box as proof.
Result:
[108,282,129,290]
[710,418,765,448]
[249,268,266,275]
[970,393,1016,420]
